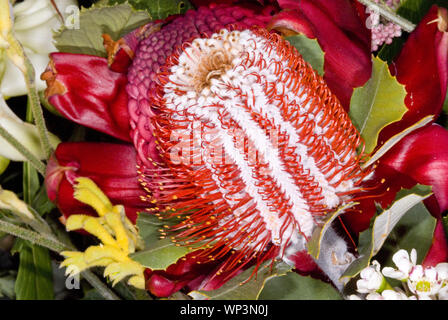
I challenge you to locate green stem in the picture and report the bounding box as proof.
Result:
[22,54,54,159]
[0,218,121,300]
[0,123,46,175]
[357,0,416,32]
[0,219,66,252]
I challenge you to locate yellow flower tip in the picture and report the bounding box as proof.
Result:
[84,245,127,264]
[65,214,89,231]
[103,260,145,288]
[60,251,87,276]
[73,177,113,216]
[128,276,146,290]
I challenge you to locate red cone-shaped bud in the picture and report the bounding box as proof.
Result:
[45,142,147,223]
[41,53,132,142]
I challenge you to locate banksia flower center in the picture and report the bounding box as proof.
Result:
[135,28,372,274]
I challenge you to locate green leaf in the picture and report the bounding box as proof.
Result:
[107,0,193,20]
[189,261,292,300]
[258,272,342,300]
[285,34,325,76]
[349,56,407,154]
[362,115,433,169]
[341,184,433,280]
[0,271,16,299]
[136,212,165,246]
[377,201,437,267]
[130,238,191,270]
[54,3,152,57]
[14,241,54,300]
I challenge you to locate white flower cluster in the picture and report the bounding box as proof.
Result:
[367,0,403,51]
[349,249,448,300]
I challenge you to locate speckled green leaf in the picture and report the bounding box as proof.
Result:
[54,3,152,57]
[259,272,342,300]
[286,34,325,76]
[341,184,433,281]
[130,238,190,270]
[189,261,292,300]
[349,56,407,154]
[107,0,193,20]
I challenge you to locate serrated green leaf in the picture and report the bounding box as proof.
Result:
[108,0,193,20]
[189,261,292,300]
[258,272,342,300]
[130,238,191,270]
[54,4,152,57]
[14,241,54,300]
[286,34,325,76]
[341,184,433,280]
[349,56,407,154]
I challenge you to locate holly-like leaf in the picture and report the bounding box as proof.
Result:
[286,34,325,76]
[341,184,433,280]
[349,56,407,154]
[107,0,193,20]
[54,3,152,57]
[189,261,292,300]
[13,241,54,300]
[130,238,190,270]
[258,272,342,300]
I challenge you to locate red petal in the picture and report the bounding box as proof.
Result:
[423,220,448,267]
[41,53,131,142]
[380,124,448,216]
[45,142,147,223]
[272,0,372,110]
[379,6,448,142]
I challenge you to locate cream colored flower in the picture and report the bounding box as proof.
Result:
[0,0,77,97]
[0,94,59,161]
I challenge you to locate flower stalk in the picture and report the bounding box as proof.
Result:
[0,123,46,175]
[357,0,416,32]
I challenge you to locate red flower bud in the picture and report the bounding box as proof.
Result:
[45,142,147,223]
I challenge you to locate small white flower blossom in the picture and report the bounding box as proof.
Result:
[407,264,448,299]
[0,0,77,97]
[356,260,384,293]
[382,248,417,280]
[366,288,415,300]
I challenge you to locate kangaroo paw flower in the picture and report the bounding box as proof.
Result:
[60,177,145,289]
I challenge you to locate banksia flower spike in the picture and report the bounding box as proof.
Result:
[135,27,373,279]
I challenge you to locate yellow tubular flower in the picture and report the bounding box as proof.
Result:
[60,177,145,290]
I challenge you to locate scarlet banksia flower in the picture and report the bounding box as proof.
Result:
[134,26,373,278]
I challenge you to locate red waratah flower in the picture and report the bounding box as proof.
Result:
[41,1,448,297]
